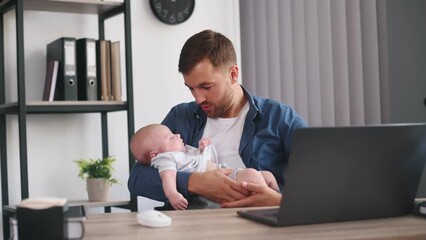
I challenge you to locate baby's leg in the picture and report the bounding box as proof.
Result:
[235,168,268,186]
[260,171,280,191]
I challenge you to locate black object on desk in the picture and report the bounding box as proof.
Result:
[238,124,426,226]
[17,205,66,240]
[5,203,86,240]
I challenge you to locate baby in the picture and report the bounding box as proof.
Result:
[130,124,279,210]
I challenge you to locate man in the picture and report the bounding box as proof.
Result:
[128,29,307,208]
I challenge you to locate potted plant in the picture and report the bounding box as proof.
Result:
[74,156,119,202]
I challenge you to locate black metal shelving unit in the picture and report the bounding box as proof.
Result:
[0,0,136,238]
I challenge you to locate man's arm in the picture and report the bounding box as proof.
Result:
[127,162,192,201]
[128,162,250,204]
[188,168,249,203]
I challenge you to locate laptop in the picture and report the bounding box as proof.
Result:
[237,123,426,226]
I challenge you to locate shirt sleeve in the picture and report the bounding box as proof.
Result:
[282,109,308,156]
[151,154,178,172]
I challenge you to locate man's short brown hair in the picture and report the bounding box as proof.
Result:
[178,29,237,74]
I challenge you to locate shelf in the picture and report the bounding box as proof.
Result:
[0,0,136,238]
[68,199,130,208]
[0,101,128,114]
[0,0,124,15]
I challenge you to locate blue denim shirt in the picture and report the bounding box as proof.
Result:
[128,86,307,202]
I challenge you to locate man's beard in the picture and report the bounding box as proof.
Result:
[204,89,234,118]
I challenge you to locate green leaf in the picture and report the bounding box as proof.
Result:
[74,156,119,185]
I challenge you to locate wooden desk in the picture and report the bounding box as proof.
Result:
[84,208,426,239]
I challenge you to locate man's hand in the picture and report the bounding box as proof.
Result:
[221,181,283,208]
[188,168,249,203]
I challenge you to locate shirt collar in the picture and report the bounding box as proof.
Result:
[241,85,262,120]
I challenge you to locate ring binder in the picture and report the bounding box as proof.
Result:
[77,38,98,101]
[46,37,78,101]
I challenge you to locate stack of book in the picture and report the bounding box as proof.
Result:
[43,37,122,102]
[5,199,87,240]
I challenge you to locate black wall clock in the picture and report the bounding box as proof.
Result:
[150,0,195,25]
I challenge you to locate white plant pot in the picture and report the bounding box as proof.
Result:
[86,178,110,202]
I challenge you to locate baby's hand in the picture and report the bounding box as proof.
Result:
[199,138,212,152]
[169,193,188,210]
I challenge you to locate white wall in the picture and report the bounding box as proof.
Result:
[1,0,240,237]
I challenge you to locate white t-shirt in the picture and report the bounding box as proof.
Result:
[202,102,249,169]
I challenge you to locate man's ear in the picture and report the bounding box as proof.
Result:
[229,64,239,84]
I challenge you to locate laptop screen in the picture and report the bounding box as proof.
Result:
[238,123,426,226]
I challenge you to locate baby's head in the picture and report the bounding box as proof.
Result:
[130,124,186,165]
